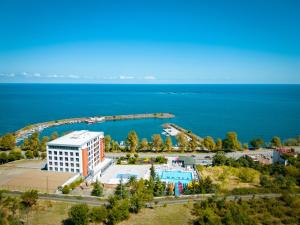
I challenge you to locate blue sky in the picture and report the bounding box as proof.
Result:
[0,0,299,84]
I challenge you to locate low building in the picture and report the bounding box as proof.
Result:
[46,130,104,177]
[172,156,195,169]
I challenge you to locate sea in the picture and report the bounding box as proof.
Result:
[0,84,299,143]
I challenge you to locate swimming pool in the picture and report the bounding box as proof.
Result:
[156,170,193,184]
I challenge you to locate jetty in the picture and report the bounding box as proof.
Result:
[162,123,203,142]
[14,113,175,143]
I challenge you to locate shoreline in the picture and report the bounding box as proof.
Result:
[14,113,175,143]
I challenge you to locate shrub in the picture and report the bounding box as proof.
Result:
[62,185,70,194]
[68,203,89,225]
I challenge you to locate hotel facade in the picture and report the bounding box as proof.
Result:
[46,130,104,177]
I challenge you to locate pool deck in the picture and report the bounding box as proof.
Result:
[99,164,151,185]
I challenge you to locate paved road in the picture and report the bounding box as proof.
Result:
[106,149,274,160]
[5,191,290,207]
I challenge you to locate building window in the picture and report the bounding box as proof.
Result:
[60,162,63,166]
[55,162,58,166]
[71,169,74,172]
[59,157,63,161]
[66,168,69,172]
[76,158,79,162]
[76,152,79,156]
[71,163,74,167]
[49,167,53,170]
[55,167,58,171]
[54,151,57,155]
[54,156,57,160]
[76,163,79,167]
[76,169,79,173]
[49,162,52,165]
[70,152,73,156]
[49,151,52,155]
[65,163,69,166]
[49,156,52,160]
[59,151,63,155]
[60,168,63,171]
[65,152,68,155]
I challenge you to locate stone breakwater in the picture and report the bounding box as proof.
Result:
[15,113,175,143]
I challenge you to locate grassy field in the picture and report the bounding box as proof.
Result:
[120,203,194,225]
[28,201,194,225]
[197,165,261,191]
[28,200,72,225]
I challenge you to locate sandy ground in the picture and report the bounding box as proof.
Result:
[0,159,76,193]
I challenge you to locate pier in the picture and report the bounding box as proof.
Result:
[15,113,175,143]
[162,123,203,142]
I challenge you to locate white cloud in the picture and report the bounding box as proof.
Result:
[119,75,134,80]
[68,74,80,79]
[33,73,41,77]
[0,73,15,77]
[144,75,156,80]
[47,74,65,78]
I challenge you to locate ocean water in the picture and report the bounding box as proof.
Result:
[0,84,299,143]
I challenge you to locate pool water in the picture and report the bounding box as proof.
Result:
[157,170,193,184]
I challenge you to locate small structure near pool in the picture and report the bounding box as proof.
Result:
[172,156,195,169]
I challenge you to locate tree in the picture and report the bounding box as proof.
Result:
[164,136,173,152]
[91,180,103,197]
[126,130,139,152]
[107,199,130,225]
[189,135,198,151]
[203,136,216,151]
[0,133,16,151]
[105,135,112,152]
[139,138,149,151]
[284,138,298,146]
[21,190,38,208]
[29,132,40,152]
[0,152,8,164]
[40,152,47,160]
[249,138,264,149]
[150,164,156,180]
[68,203,89,225]
[7,150,23,162]
[176,132,188,152]
[25,150,34,159]
[89,206,107,225]
[151,134,163,152]
[223,132,241,151]
[212,151,227,165]
[243,143,249,150]
[62,185,70,194]
[21,138,31,151]
[33,150,39,158]
[50,131,58,140]
[270,136,282,148]
[215,138,223,150]
[111,140,120,152]
[39,136,49,152]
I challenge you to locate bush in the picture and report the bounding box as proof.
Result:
[62,185,70,194]
[91,180,103,197]
[68,204,89,225]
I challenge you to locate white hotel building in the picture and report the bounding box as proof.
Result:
[46,130,105,177]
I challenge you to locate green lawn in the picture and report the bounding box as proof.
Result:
[29,200,72,225]
[28,201,194,225]
[120,203,194,225]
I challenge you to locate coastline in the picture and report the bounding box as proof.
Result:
[15,113,175,143]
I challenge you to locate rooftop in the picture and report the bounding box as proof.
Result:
[47,130,103,146]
